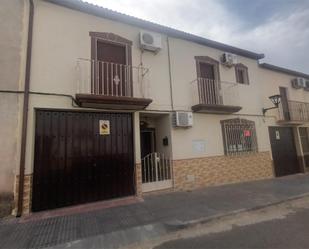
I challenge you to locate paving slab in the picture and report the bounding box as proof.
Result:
[1,174,309,249]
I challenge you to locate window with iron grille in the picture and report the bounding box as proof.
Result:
[221,118,258,155]
[235,63,249,84]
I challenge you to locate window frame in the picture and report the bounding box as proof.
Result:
[235,63,249,85]
[89,32,132,66]
[221,118,258,155]
[195,56,221,85]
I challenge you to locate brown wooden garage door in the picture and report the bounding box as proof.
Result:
[32,110,135,212]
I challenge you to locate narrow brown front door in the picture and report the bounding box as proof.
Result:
[199,62,218,104]
[269,127,300,177]
[32,110,135,212]
[279,87,290,121]
[96,41,129,96]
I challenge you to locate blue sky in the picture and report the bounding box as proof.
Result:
[84,0,309,74]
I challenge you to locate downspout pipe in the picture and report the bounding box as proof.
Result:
[17,0,34,217]
[167,36,174,111]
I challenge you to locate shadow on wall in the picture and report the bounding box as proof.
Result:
[0,193,13,218]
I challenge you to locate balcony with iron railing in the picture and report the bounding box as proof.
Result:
[190,78,242,114]
[75,58,152,109]
[278,100,309,123]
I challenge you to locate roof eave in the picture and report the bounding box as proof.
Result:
[259,63,309,79]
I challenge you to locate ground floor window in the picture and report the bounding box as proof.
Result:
[221,118,258,155]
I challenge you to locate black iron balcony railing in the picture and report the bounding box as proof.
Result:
[190,78,240,106]
[75,58,150,98]
[190,78,242,114]
[279,100,309,122]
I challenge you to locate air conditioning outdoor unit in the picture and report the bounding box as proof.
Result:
[291,77,306,89]
[173,112,193,127]
[221,52,237,67]
[140,31,162,53]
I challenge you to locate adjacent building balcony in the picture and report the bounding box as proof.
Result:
[75,58,152,109]
[278,100,309,124]
[190,78,242,114]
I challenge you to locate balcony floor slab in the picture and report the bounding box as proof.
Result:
[192,104,242,114]
[277,120,306,125]
[76,94,153,110]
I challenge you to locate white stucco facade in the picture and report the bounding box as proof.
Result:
[22,0,275,172]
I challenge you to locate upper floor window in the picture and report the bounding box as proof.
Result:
[235,63,249,85]
[195,56,220,81]
[221,118,257,155]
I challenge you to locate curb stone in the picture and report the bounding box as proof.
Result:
[164,192,309,230]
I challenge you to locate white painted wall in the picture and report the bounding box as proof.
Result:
[30,0,172,110]
[168,37,263,115]
[172,113,271,160]
[24,0,284,173]
[0,0,27,193]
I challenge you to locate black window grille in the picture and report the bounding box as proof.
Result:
[221,118,258,155]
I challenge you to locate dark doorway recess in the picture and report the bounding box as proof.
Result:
[32,110,135,212]
[140,128,156,159]
[199,62,215,79]
[95,40,130,96]
[269,126,300,177]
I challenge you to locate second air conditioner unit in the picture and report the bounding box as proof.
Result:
[173,112,193,127]
[221,52,237,67]
[291,77,306,89]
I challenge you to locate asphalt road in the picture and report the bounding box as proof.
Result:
[155,206,309,249]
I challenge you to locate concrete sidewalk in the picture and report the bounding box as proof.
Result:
[1,174,309,249]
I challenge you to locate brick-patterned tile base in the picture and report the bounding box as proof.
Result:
[173,152,274,191]
[13,174,32,215]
